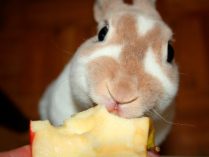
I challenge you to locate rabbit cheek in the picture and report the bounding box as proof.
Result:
[144,47,178,98]
[143,47,178,112]
[87,57,119,106]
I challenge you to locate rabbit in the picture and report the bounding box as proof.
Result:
[39,0,179,145]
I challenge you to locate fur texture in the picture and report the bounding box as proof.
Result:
[39,0,179,145]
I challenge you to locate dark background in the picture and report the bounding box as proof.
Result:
[0,0,209,155]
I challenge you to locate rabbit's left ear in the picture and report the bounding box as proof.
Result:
[94,0,123,23]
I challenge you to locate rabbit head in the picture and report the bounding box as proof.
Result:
[69,0,179,118]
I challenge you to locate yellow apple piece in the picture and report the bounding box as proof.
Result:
[30,105,155,157]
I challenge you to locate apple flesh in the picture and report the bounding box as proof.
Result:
[30,105,156,157]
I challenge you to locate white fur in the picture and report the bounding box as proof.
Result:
[39,63,77,125]
[84,45,122,63]
[134,0,156,5]
[69,55,92,109]
[143,47,178,114]
[144,47,177,96]
[137,16,155,36]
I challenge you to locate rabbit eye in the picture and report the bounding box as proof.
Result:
[167,42,175,63]
[98,26,109,42]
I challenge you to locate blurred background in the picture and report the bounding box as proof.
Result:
[0,0,209,155]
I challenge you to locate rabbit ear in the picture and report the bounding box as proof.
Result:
[132,0,159,18]
[94,0,123,22]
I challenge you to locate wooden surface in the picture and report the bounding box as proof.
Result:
[0,0,209,155]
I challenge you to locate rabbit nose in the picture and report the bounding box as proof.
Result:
[106,77,138,105]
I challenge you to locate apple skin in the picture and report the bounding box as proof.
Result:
[30,121,35,145]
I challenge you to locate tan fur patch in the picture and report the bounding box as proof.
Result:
[87,56,119,85]
[86,11,177,113]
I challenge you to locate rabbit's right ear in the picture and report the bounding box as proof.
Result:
[94,0,123,23]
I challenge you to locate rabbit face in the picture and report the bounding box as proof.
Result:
[70,1,179,118]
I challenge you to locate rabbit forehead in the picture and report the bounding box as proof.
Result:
[111,12,157,36]
[111,13,172,40]
[136,15,156,36]
[113,14,171,61]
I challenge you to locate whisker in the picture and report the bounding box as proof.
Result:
[50,38,73,55]
[149,108,195,128]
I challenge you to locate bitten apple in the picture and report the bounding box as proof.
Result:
[30,105,157,157]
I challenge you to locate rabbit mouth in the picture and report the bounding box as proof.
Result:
[103,100,120,115]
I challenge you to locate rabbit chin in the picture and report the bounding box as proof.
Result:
[118,105,146,119]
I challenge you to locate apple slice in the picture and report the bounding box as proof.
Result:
[30,105,157,157]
